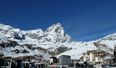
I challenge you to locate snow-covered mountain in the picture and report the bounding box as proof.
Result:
[0,23,72,60]
[0,23,116,60]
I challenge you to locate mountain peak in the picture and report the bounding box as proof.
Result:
[47,23,63,33]
[55,22,61,26]
[45,23,71,42]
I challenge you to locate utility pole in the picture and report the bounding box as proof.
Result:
[114,45,116,63]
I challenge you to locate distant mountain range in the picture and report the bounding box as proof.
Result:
[0,23,115,60]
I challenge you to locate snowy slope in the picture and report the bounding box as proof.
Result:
[58,33,116,59]
[57,41,97,59]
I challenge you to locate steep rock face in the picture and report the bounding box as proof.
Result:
[46,23,71,43]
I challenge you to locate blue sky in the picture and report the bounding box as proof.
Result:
[0,0,116,41]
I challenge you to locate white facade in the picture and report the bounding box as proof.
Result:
[89,53,94,62]
[82,50,105,64]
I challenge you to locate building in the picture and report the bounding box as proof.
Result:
[81,50,106,65]
[48,55,72,68]
[103,54,113,65]
[58,55,71,66]
[50,57,58,64]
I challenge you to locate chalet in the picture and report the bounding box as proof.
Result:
[80,50,106,65]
